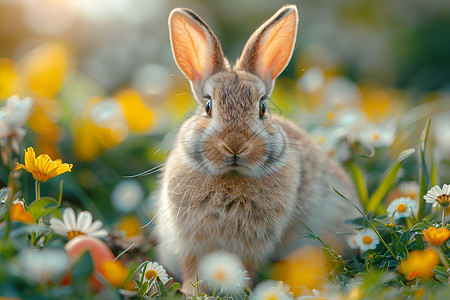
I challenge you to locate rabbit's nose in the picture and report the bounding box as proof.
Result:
[221,132,248,155]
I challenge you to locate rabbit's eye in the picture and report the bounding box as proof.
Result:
[259,100,266,119]
[205,99,212,117]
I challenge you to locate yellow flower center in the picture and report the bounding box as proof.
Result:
[362,235,373,245]
[213,269,228,283]
[263,292,280,300]
[145,269,158,281]
[372,133,380,140]
[437,194,450,207]
[68,231,85,240]
[397,203,407,213]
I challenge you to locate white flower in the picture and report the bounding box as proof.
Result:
[198,251,250,297]
[357,122,396,148]
[398,181,419,200]
[423,184,450,208]
[309,127,351,162]
[353,228,380,252]
[50,207,108,240]
[386,197,417,220]
[347,235,359,250]
[111,179,144,213]
[0,95,33,138]
[16,248,69,284]
[138,261,169,284]
[297,66,325,94]
[252,280,293,300]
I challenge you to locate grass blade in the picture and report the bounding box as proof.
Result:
[417,117,431,221]
[367,148,415,212]
[348,162,369,208]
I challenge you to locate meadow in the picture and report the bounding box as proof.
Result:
[1,0,450,299]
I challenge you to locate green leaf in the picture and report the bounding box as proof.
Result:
[418,117,431,221]
[71,250,94,283]
[422,219,433,227]
[409,223,428,231]
[28,197,59,220]
[155,276,168,297]
[348,162,369,207]
[433,266,449,278]
[167,282,181,295]
[435,274,449,284]
[367,148,415,212]
[139,280,150,295]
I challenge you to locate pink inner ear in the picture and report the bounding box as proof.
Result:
[170,13,212,81]
[256,11,297,81]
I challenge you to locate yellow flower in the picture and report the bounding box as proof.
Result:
[100,260,129,288]
[398,249,440,281]
[422,226,450,246]
[116,215,141,238]
[10,201,35,224]
[115,89,159,133]
[15,147,73,182]
[272,246,330,297]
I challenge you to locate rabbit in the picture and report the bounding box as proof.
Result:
[155,4,360,293]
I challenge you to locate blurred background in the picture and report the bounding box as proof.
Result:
[1,0,449,232]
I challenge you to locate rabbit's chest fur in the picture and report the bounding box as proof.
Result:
[159,146,302,265]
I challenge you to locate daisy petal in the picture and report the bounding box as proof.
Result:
[89,220,104,233]
[50,217,67,231]
[63,207,77,231]
[77,211,93,233]
[89,229,108,238]
[443,184,450,195]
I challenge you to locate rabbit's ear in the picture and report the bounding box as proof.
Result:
[236,5,298,84]
[169,8,226,82]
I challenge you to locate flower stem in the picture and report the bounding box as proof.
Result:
[58,180,64,205]
[442,209,446,228]
[442,205,447,228]
[35,181,40,201]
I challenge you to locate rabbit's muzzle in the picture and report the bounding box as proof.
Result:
[203,129,266,172]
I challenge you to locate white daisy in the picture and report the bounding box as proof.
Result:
[0,95,33,139]
[357,122,396,148]
[16,248,69,284]
[398,181,419,200]
[198,251,249,297]
[354,228,380,252]
[50,207,108,240]
[424,184,450,208]
[138,261,169,284]
[386,197,417,220]
[252,280,293,300]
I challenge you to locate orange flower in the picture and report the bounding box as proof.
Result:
[100,260,129,288]
[422,226,450,246]
[15,147,73,182]
[398,249,440,280]
[10,201,35,223]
